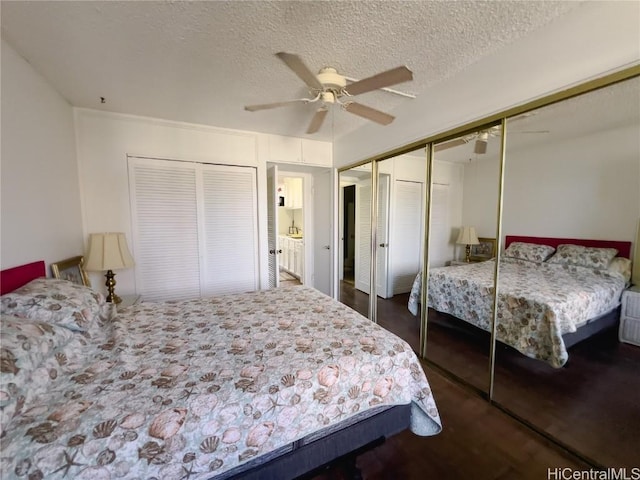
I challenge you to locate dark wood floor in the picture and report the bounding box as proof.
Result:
[312,362,587,480]
[338,281,640,469]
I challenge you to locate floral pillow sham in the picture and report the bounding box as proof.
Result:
[0,278,107,332]
[0,315,76,432]
[503,242,556,263]
[546,244,618,271]
[607,257,632,283]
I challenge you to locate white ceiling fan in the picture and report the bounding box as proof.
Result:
[244,52,414,134]
[436,123,550,154]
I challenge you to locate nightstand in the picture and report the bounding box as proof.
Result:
[449,260,474,266]
[620,285,640,346]
[449,260,469,267]
[117,294,141,309]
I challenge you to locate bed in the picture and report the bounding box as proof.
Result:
[0,261,441,480]
[408,236,632,368]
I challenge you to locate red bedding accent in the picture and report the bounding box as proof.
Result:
[505,236,632,259]
[0,261,46,295]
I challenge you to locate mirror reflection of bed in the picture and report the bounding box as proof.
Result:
[339,74,639,468]
[423,75,640,467]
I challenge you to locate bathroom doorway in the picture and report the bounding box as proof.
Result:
[276,174,305,286]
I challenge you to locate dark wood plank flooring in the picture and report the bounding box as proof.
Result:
[338,281,640,469]
[312,362,587,480]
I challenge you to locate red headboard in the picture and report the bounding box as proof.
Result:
[505,236,632,259]
[0,261,46,295]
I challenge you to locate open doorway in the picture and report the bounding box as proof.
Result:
[267,163,332,295]
[342,185,355,284]
[277,175,304,286]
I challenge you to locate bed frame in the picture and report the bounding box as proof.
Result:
[0,260,412,480]
[0,260,46,295]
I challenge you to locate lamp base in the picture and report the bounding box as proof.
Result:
[104,269,122,304]
[465,244,472,263]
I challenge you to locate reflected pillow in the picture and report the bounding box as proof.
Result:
[607,257,632,283]
[503,242,555,263]
[546,244,618,271]
[0,278,106,332]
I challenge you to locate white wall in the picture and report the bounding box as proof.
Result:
[74,108,268,295]
[462,123,640,245]
[333,1,640,168]
[1,39,83,270]
[432,160,465,262]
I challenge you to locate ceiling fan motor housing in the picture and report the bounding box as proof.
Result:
[316,67,347,92]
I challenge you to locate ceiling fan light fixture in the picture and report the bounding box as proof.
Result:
[321,91,336,104]
[474,139,488,154]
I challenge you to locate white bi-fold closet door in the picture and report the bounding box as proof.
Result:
[129,157,259,301]
[355,174,390,297]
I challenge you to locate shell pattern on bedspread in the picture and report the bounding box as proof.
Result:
[426,258,625,367]
[0,286,441,479]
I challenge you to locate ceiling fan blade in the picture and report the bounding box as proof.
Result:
[345,66,413,96]
[244,99,307,112]
[276,52,323,90]
[344,102,394,125]
[306,108,328,134]
[434,138,468,152]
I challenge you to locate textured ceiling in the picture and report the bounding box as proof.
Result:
[1,1,583,142]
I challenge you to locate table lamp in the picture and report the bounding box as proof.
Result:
[456,226,480,263]
[84,232,135,303]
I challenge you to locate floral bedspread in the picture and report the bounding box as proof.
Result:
[1,286,441,479]
[409,259,625,367]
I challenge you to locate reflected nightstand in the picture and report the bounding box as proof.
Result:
[620,285,640,346]
[117,294,141,309]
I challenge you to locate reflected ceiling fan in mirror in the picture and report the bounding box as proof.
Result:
[436,123,550,154]
[244,52,414,134]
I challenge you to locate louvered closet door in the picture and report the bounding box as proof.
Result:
[391,180,423,295]
[130,158,201,301]
[355,183,372,293]
[355,177,391,296]
[200,164,258,296]
[130,157,259,301]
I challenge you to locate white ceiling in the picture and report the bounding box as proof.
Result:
[1,1,583,142]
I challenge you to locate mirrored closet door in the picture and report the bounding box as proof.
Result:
[338,163,373,318]
[493,76,640,467]
[374,150,427,352]
[423,126,503,394]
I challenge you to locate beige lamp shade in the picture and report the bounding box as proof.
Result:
[84,232,135,272]
[456,226,480,246]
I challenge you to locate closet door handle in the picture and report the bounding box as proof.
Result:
[323,245,330,250]
[379,243,388,248]
[269,249,276,254]
[278,249,283,254]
